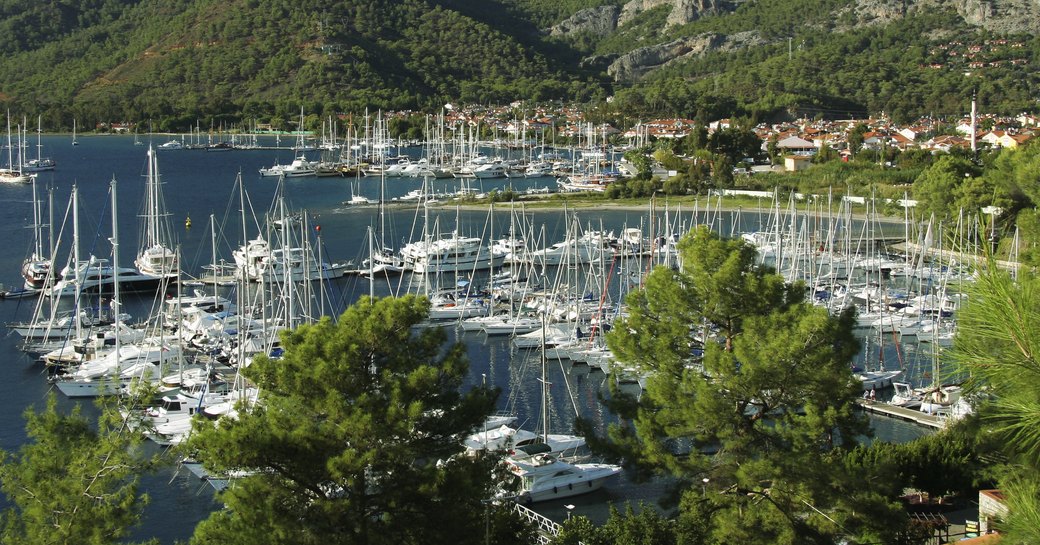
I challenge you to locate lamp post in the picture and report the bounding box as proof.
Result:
[702,477,710,495]
[564,504,575,521]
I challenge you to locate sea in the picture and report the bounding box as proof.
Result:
[0,134,934,543]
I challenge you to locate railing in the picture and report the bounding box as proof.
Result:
[511,502,563,545]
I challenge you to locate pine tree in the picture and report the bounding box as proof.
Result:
[594,226,902,545]
[0,395,155,545]
[954,266,1040,544]
[187,295,524,545]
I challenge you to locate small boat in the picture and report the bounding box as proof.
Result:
[856,368,902,391]
[205,142,233,152]
[0,285,38,299]
[344,194,376,206]
[157,139,184,150]
[887,382,923,409]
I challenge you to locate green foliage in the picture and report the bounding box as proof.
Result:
[590,226,901,544]
[953,267,1040,544]
[911,154,983,222]
[606,177,662,199]
[555,505,676,545]
[608,8,1036,122]
[0,395,155,545]
[187,295,515,545]
[706,126,762,164]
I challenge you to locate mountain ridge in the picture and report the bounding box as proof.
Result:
[0,0,1036,129]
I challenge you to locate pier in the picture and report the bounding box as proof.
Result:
[856,399,945,429]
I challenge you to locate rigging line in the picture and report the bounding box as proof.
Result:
[556,357,581,420]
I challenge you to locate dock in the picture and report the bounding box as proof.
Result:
[856,399,944,429]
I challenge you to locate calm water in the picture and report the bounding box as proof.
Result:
[0,135,932,541]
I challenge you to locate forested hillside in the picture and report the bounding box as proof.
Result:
[0,0,1036,130]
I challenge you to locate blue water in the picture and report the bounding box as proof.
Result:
[0,135,933,540]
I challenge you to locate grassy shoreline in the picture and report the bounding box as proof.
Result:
[429,193,907,222]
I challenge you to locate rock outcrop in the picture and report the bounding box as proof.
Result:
[606,31,765,80]
[574,0,1040,82]
[619,0,740,28]
[548,5,621,37]
[940,0,1040,34]
[847,0,1040,34]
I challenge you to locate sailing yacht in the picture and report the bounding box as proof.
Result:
[23,115,55,172]
[52,340,183,398]
[135,147,179,279]
[20,178,52,290]
[1,114,34,184]
[49,181,170,298]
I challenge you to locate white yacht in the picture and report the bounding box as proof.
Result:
[49,257,168,298]
[52,340,184,398]
[259,155,316,177]
[464,424,585,457]
[233,237,349,282]
[505,453,621,504]
[399,232,504,274]
[525,233,614,266]
[472,159,508,179]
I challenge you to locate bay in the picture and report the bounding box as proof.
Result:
[0,134,934,542]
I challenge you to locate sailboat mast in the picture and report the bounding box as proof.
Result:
[210,214,218,295]
[145,146,157,247]
[6,112,13,170]
[540,313,549,444]
[110,177,121,356]
[47,186,55,272]
[30,178,43,259]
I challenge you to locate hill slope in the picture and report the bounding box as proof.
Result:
[0,0,1036,129]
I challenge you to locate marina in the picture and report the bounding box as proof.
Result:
[0,134,951,542]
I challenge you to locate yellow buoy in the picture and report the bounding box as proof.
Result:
[185,216,192,229]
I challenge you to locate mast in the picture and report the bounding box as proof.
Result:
[210,214,218,296]
[540,312,548,444]
[6,111,12,170]
[110,177,121,358]
[35,115,43,163]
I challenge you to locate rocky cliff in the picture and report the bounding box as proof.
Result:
[848,0,1040,34]
[930,0,1040,34]
[606,31,765,80]
[570,0,1039,80]
[619,0,741,27]
[548,5,620,37]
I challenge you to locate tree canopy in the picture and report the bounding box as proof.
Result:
[0,395,155,545]
[954,267,1040,544]
[186,294,520,545]
[591,226,904,544]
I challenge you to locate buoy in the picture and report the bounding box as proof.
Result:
[185,216,192,229]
